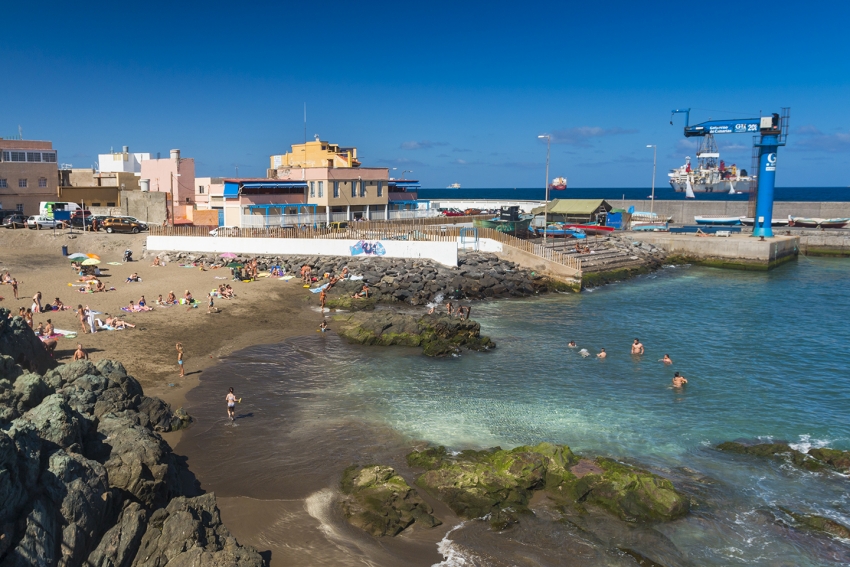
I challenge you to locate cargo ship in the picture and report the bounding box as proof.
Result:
[549,177,567,191]
[668,134,753,196]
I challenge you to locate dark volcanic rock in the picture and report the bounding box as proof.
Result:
[0,309,56,374]
[340,465,441,537]
[716,441,850,474]
[0,352,263,566]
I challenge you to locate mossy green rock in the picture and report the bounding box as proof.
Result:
[333,312,495,356]
[340,465,441,537]
[780,507,850,539]
[716,441,848,473]
[407,443,688,528]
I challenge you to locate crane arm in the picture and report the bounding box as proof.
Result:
[683,114,781,137]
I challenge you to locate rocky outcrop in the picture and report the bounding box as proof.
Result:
[340,465,440,537]
[0,309,56,374]
[717,441,850,474]
[333,312,495,356]
[406,443,689,529]
[0,355,262,566]
[780,507,850,540]
[152,251,550,305]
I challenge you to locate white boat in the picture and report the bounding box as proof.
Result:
[787,216,850,229]
[694,216,744,226]
[740,217,790,227]
[446,182,461,189]
[668,134,753,195]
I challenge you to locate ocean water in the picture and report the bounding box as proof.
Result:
[419,186,850,202]
[178,257,850,566]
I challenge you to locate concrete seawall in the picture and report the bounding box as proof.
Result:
[612,200,850,222]
[629,233,799,270]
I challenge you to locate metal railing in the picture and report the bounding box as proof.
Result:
[148,216,581,274]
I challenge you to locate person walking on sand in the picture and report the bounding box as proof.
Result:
[176,343,185,377]
[77,304,88,334]
[631,338,644,355]
[73,343,88,360]
[11,278,18,300]
[672,372,688,388]
[226,387,237,422]
[207,293,218,314]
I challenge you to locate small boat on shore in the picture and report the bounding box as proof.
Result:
[694,216,744,226]
[788,216,850,229]
[631,221,669,232]
[740,217,790,227]
[562,223,615,235]
[529,224,586,239]
[473,216,531,234]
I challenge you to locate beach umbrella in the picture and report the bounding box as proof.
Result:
[220,253,237,258]
[86,254,101,260]
[68,253,88,260]
[81,258,101,265]
[225,262,243,269]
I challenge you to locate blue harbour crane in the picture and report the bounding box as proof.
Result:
[671,108,790,237]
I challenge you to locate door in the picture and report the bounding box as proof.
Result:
[218,210,224,227]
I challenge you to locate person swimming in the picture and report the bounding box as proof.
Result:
[672,372,688,388]
[568,340,577,348]
[661,354,673,364]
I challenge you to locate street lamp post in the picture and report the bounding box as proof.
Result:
[388,167,397,179]
[646,145,657,216]
[401,170,412,179]
[538,134,551,244]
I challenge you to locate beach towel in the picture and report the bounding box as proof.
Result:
[214,276,228,280]
[349,275,364,281]
[51,329,78,339]
[309,283,330,294]
[280,275,295,281]
[107,262,123,265]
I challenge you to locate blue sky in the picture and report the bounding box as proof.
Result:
[3,0,849,188]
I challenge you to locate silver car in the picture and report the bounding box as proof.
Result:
[27,215,66,229]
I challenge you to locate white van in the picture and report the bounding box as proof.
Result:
[39,201,80,219]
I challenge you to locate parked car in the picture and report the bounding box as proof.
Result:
[71,209,93,219]
[101,217,144,234]
[117,216,148,230]
[27,215,66,229]
[70,216,96,229]
[440,208,464,217]
[209,226,240,237]
[3,214,27,229]
[327,221,349,230]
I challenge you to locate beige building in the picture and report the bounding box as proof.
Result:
[0,139,58,215]
[268,139,360,171]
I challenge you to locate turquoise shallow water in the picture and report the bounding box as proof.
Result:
[180,256,850,566]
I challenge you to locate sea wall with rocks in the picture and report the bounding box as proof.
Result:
[150,250,555,304]
[0,308,264,567]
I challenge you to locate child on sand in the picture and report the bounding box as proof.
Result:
[176,343,185,377]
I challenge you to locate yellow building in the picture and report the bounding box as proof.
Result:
[268,139,360,171]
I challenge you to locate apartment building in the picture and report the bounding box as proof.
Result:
[0,139,59,215]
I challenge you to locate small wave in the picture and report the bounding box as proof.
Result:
[432,522,474,567]
[788,434,832,453]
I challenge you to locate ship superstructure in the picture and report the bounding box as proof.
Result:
[668,134,753,196]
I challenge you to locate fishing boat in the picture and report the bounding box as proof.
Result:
[562,223,615,235]
[740,217,790,227]
[788,216,850,229]
[631,221,669,231]
[529,224,586,239]
[549,177,567,191]
[668,134,753,196]
[694,216,744,226]
[473,216,532,234]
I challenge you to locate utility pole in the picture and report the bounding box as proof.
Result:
[538,135,551,244]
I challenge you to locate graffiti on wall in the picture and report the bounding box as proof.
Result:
[349,240,386,256]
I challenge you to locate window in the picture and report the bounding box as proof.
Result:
[42,152,56,163]
[27,152,41,162]
[310,181,315,197]
[318,181,323,197]
[10,152,25,162]
[360,181,366,198]
[91,202,101,207]
[38,178,47,188]
[198,185,205,194]
[18,179,27,188]
[351,181,357,198]
[333,181,339,198]
[107,202,115,207]
[0,179,6,188]
[377,181,383,197]
[1,151,8,161]
[16,204,23,212]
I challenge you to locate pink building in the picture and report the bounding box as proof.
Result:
[139,149,196,224]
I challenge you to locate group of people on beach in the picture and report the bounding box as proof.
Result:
[0,272,20,300]
[427,300,471,320]
[569,338,689,388]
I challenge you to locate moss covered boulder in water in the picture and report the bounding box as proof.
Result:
[780,507,850,539]
[406,442,688,528]
[333,312,495,356]
[340,465,441,537]
[716,441,850,473]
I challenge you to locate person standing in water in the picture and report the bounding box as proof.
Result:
[661,354,673,364]
[597,348,607,359]
[176,342,185,377]
[631,338,644,355]
[226,387,237,421]
[672,372,688,388]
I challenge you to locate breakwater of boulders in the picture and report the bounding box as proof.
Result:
[150,250,557,305]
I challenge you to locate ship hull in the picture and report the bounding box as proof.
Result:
[670,180,751,193]
[473,218,531,234]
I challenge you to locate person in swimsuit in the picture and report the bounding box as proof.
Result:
[631,338,644,355]
[319,289,327,311]
[167,291,177,305]
[73,343,88,360]
[597,348,607,359]
[44,319,54,336]
[319,320,328,332]
[77,304,87,334]
[672,372,688,388]
[661,354,673,364]
[226,387,237,421]
[568,340,577,348]
[176,342,185,377]
[11,278,18,300]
